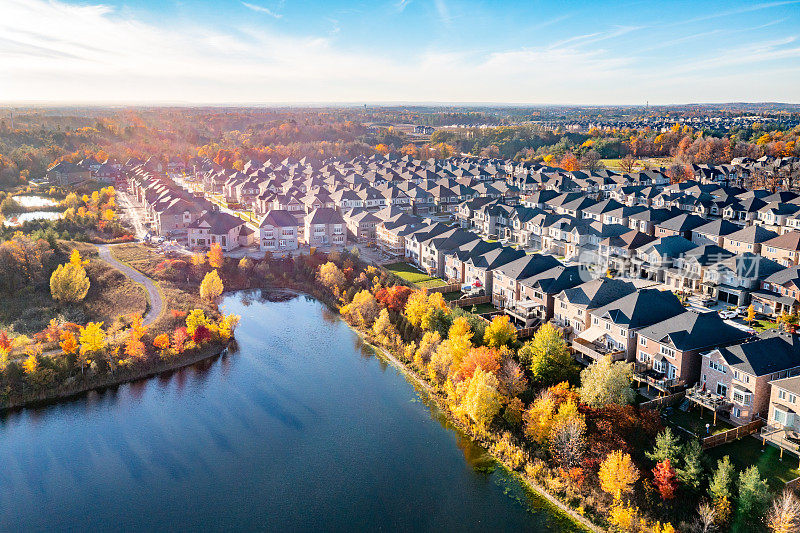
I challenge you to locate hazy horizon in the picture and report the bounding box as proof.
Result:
[3,0,800,105]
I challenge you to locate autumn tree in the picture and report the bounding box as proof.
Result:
[578,356,635,408]
[153,333,170,358]
[767,489,800,533]
[124,314,147,361]
[619,154,637,173]
[340,289,381,327]
[483,315,517,348]
[207,243,224,269]
[518,322,576,386]
[50,253,91,303]
[599,450,639,501]
[374,285,413,313]
[461,368,502,431]
[200,269,224,301]
[415,330,442,370]
[459,346,501,381]
[78,322,105,373]
[318,261,346,295]
[549,416,587,469]
[653,459,679,500]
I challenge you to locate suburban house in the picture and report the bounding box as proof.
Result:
[491,254,562,308]
[700,331,800,424]
[304,207,347,247]
[762,231,800,267]
[187,211,250,251]
[572,289,685,364]
[702,253,783,305]
[553,278,637,339]
[635,310,750,389]
[750,266,800,317]
[259,209,300,253]
[721,225,779,256]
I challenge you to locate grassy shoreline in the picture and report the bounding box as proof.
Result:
[287,283,601,533]
[0,340,231,411]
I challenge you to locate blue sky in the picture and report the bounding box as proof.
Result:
[2,0,800,104]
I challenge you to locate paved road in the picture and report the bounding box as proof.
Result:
[96,244,163,326]
[116,191,149,240]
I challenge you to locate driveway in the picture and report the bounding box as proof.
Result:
[96,244,163,326]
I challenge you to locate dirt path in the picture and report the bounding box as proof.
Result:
[96,244,163,326]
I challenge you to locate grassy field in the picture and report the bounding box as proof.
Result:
[0,241,147,335]
[664,406,734,437]
[705,437,800,491]
[600,157,673,172]
[383,262,446,288]
[753,319,778,332]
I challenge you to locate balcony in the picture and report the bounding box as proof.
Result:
[760,424,800,456]
[633,362,685,392]
[504,301,543,328]
[685,384,734,412]
[571,338,626,363]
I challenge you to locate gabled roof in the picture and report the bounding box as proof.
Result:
[638,310,750,351]
[259,209,300,228]
[592,289,684,329]
[557,277,637,309]
[188,211,245,234]
[494,253,562,281]
[724,224,778,244]
[763,231,800,252]
[716,331,800,376]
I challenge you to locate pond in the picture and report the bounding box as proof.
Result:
[13,195,59,208]
[2,211,62,226]
[0,291,582,531]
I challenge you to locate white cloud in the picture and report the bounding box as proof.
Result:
[0,0,798,104]
[241,2,282,18]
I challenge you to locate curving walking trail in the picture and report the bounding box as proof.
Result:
[96,244,163,326]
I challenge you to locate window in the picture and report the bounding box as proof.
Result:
[709,360,726,373]
[774,408,787,425]
[733,370,740,380]
[660,346,675,358]
[733,390,752,406]
[640,337,647,347]
[791,394,798,404]
[779,389,787,400]
[717,383,728,397]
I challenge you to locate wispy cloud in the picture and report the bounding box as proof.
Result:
[395,0,413,12]
[241,2,282,18]
[1,0,799,105]
[434,0,451,25]
[667,0,800,26]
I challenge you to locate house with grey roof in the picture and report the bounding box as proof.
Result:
[259,209,300,253]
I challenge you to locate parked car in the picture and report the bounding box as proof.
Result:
[736,306,748,316]
[699,297,716,307]
[719,309,738,320]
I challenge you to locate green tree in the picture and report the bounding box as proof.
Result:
[738,465,770,515]
[676,439,704,491]
[578,356,634,408]
[708,455,735,501]
[645,427,683,464]
[518,322,577,386]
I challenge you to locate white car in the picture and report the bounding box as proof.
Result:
[719,309,737,320]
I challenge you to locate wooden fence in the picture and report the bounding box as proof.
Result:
[639,391,686,410]
[701,419,764,450]
[422,282,462,295]
[448,295,491,309]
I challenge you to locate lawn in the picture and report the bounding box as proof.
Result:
[470,303,498,315]
[600,157,673,172]
[442,291,463,301]
[705,436,800,491]
[752,319,778,332]
[663,406,733,437]
[383,262,446,288]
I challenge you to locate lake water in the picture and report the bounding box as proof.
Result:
[14,195,59,208]
[2,211,62,226]
[0,291,581,532]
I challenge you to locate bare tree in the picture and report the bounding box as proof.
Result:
[619,154,637,173]
[767,489,800,533]
[693,501,717,533]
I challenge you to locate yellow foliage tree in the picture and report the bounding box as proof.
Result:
[78,322,105,373]
[207,243,224,269]
[186,309,209,336]
[50,259,90,303]
[318,262,346,295]
[340,290,380,327]
[484,315,517,348]
[22,352,39,376]
[462,368,502,431]
[599,450,639,501]
[218,314,240,340]
[200,269,224,301]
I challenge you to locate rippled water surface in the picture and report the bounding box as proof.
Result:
[0,291,582,532]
